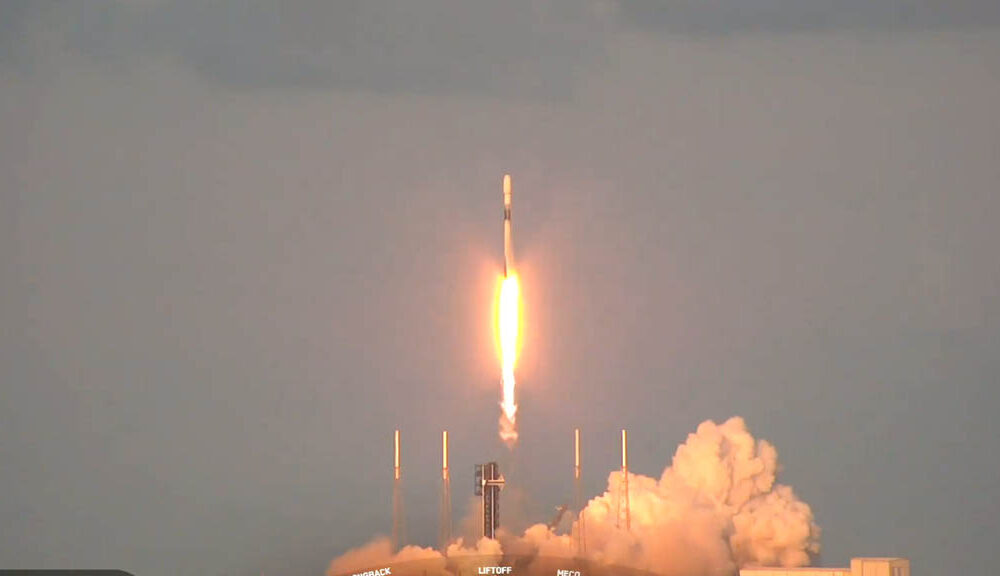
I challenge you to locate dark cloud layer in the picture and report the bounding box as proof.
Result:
[619,0,1000,35]
[1,1,607,97]
[4,1,999,95]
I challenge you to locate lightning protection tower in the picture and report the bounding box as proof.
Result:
[475,461,505,539]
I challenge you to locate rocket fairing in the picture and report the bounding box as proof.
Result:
[503,174,513,277]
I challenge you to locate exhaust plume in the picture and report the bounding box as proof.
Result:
[497,274,520,447]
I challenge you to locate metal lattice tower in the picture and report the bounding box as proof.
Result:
[616,429,630,531]
[392,430,406,551]
[476,462,505,539]
[440,431,452,551]
[574,428,587,554]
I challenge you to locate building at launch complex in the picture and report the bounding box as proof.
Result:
[740,558,910,576]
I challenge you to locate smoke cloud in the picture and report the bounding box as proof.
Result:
[329,417,820,576]
[327,537,444,575]
[326,536,500,576]
[510,417,821,575]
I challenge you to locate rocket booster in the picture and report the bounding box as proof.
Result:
[503,174,513,277]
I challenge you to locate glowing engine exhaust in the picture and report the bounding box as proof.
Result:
[498,174,520,447]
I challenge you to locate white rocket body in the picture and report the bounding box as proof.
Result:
[503,174,513,277]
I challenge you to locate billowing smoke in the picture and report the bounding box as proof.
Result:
[497,274,521,448]
[327,537,444,575]
[326,537,499,576]
[507,417,821,575]
[329,417,819,576]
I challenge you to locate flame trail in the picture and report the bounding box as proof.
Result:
[498,273,520,447]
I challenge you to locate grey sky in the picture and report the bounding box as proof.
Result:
[1,2,998,576]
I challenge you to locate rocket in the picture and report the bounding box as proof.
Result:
[503,174,513,277]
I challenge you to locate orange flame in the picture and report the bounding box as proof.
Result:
[498,273,520,446]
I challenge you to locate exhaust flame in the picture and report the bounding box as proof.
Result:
[498,273,521,446]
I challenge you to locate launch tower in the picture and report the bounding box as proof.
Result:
[475,462,505,539]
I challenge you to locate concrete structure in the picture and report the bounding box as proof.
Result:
[850,558,910,576]
[740,558,909,576]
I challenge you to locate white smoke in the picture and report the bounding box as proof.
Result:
[445,537,503,557]
[329,417,820,576]
[326,536,501,576]
[326,537,445,576]
[510,417,820,575]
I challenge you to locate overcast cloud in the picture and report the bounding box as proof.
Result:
[1,3,998,576]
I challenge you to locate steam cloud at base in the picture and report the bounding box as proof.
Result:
[499,409,518,448]
[328,417,820,576]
